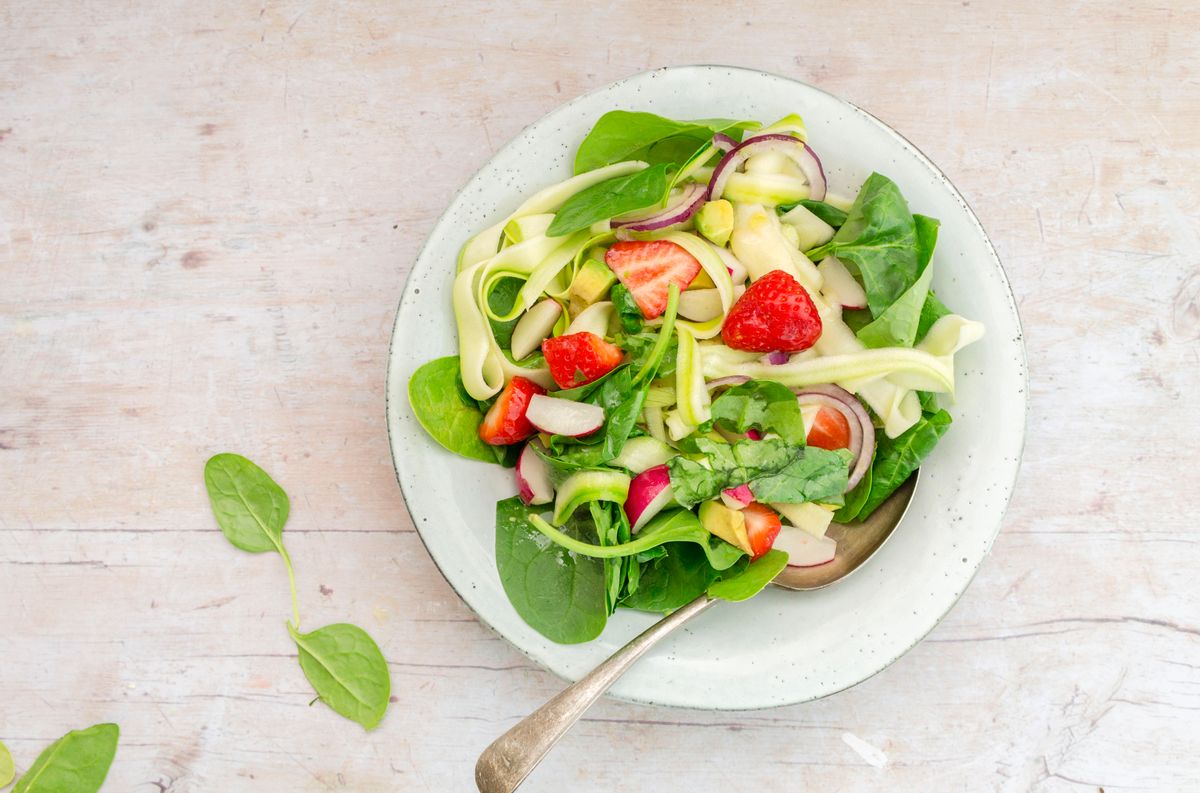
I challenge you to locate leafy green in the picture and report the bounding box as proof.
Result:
[527,508,745,569]
[13,723,118,793]
[617,331,677,378]
[203,453,289,554]
[610,283,644,333]
[707,550,789,602]
[495,496,608,643]
[709,380,807,444]
[834,446,874,523]
[859,409,952,519]
[667,438,851,508]
[0,741,13,789]
[407,356,499,465]
[856,213,940,348]
[619,542,726,613]
[793,199,848,228]
[288,623,391,731]
[808,173,919,317]
[918,291,952,341]
[547,164,670,237]
[574,111,754,174]
[486,276,523,349]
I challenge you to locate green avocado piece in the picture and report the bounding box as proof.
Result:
[695,199,734,247]
[569,256,617,316]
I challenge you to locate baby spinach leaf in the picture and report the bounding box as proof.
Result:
[574,111,754,174]
[204,453,288,554]
[859,409,952,519]
[793,199,848,228]
[495,497,608,644]
[710,380,806,444]
[857,213,941,348]
[610,283,644,334]
[288,623,391,731]
[668,438,850,508]
[707,550,788,602]
[407,356,498,464]
[835,446,874,523]
[13,723,118,793]
[547,164,670,237]
[486,276,523,349]
[1,740,14,789]
[917,291,952,341]
[808,173,919,317]
[619,542,727,613]
[618,331,677,378]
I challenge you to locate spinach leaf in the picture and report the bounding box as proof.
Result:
[203,453,289,554]
[859,409,952,519]
[288,623,391,731]
[792,199,848,228]
[495,496,608,644]
[13,723,118,793]
[668,438,851,508]
[856,213,941,348]
[547,164,670,237]
[834,445,874,523]
[407,356,498,465]
[709,380,806,444]
[526,508,745,570]
[486,276,523,349]
[917,390,940,414]
[808,173,919,317]
[619,331,677,378]
[620,542,733,613]
[1,741,13,789]
[574,111,754,174]
[918,291,952,341]
[610,283,644,333]
[707,550,789,602]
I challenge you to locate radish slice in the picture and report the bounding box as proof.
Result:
[678,288,724,322]
[745,428,763,441]
[774,524,837,567]
[708,134,828,202]
[511,299,562,361]
[525,395,604,437]
[613,183,707,235]
[720,484,754,511]
[816,257,868,310]
[625,465,675,533]
[566,301,614,337]
[516,441,554,505]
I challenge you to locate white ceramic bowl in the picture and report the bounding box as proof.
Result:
[386,65,1027,710]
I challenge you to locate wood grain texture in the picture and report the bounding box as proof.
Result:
[2,1,1197,791]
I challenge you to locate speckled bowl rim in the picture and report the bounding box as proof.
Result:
[385,64,1028,711]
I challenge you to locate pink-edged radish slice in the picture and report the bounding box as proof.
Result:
[524,394,604,437]
[773,524,837,567]
[625,464,675,533]
[510,299,562,361]
[720,484,754,511]
[816,256,867,310]
[515,441,554,506]
[678,288,724,322]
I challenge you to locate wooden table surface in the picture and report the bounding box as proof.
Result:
[3,2,1198,791]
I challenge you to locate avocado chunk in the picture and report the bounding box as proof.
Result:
[568,256,616,316]
[698,500,752,555]
[695,199,734,247]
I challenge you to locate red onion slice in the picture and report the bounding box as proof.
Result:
[712,132,738,152]
[708,133,828,202]
[705,375,750,391]
[613,183,707,238]
[794,384,875,491]
[761,351,790,365]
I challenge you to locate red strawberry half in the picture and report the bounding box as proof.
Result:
[542,332,624,389]
[721,269,822,353]
[478,376,545,446]
[741,502,782,559]
[605,240,702,319]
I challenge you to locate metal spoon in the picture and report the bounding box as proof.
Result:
[475,473,919,793]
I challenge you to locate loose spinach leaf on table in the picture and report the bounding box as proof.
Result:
[573,111,755,174]
[668,438,851,508]
[495,496,608,644]
[547,163,670,237]
[13,723,118,793]
[707,550,789,602]
[709,380,807,444]
[858,409,952,519]
[203,453,392,729]
[407,356,501,465]
[288,623,391,731]
[0,740,14,789]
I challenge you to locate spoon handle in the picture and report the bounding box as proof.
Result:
[475,594,717,793]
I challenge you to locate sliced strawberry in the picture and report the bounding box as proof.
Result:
[478,376,545,446]
[605,240,702,319]
[807,407,852,451]
[721,269,822,353]
[542,332,624,389]
[741,502,782,559]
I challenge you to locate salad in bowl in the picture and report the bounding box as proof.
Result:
[407,110,984,644]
